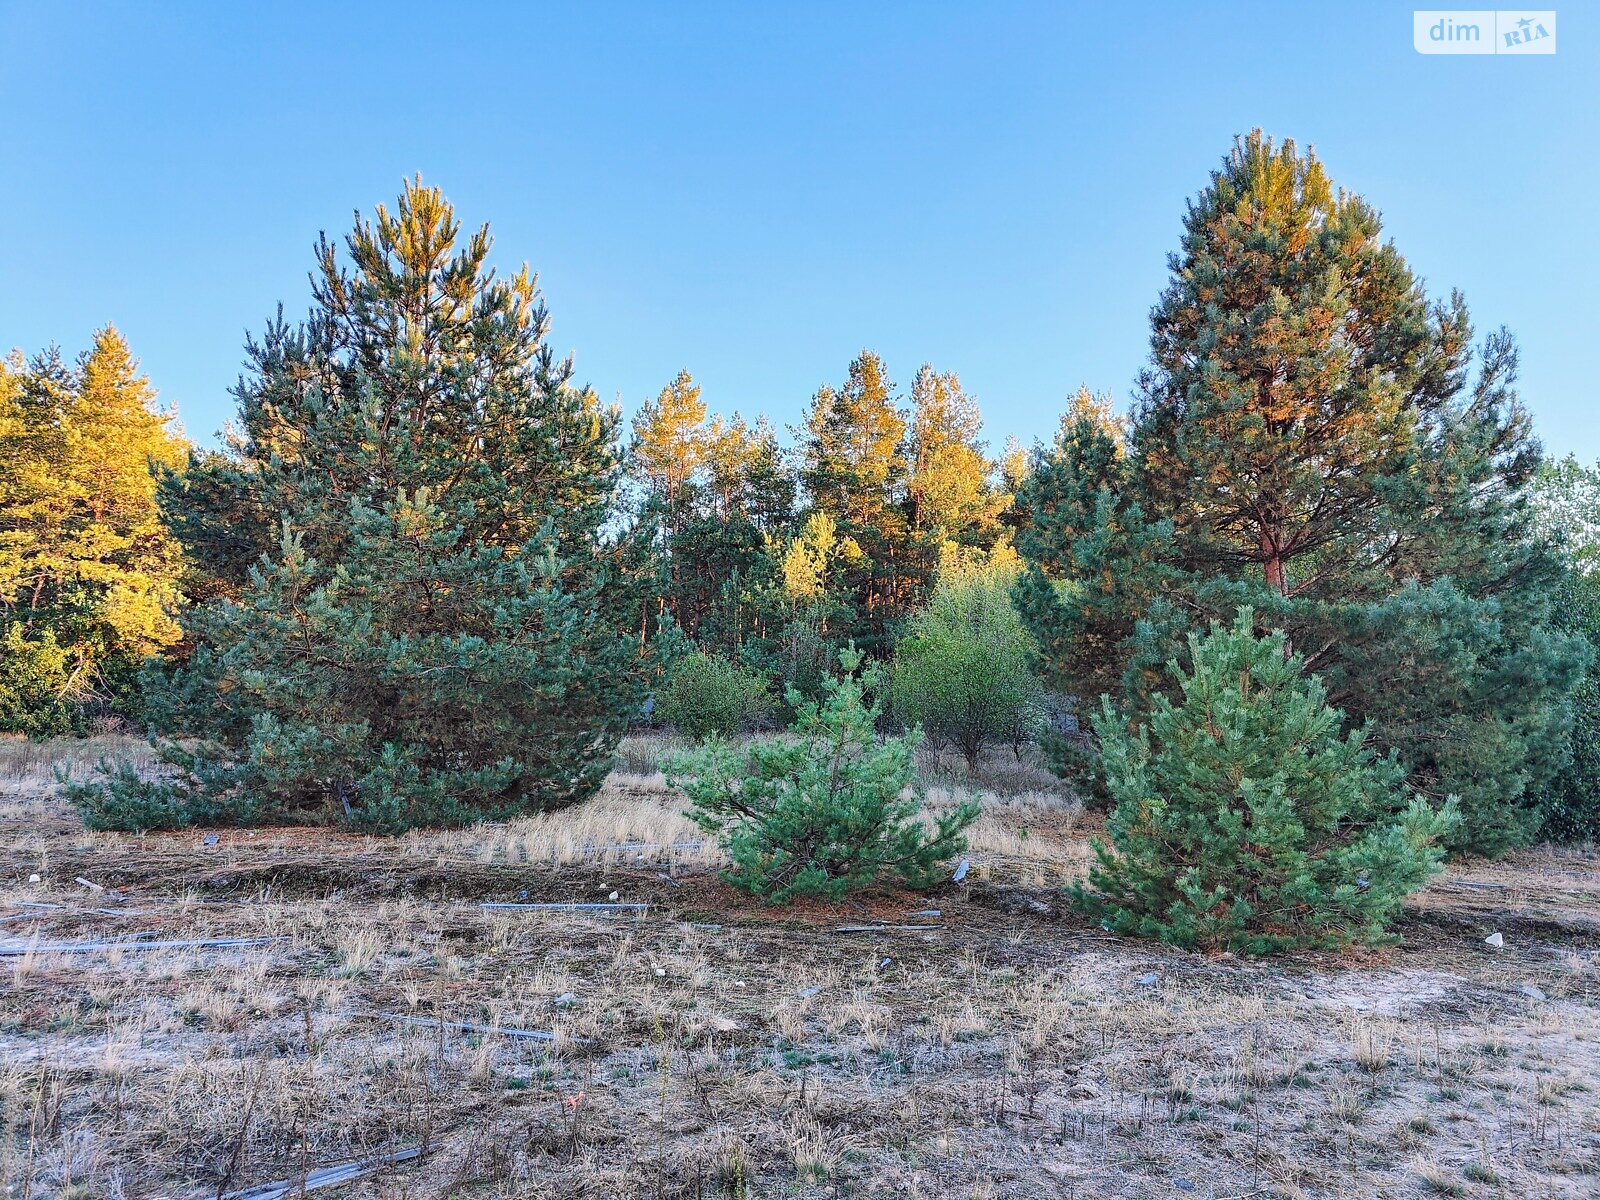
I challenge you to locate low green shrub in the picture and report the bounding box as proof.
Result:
[667,648,977,903]
[654,651,772,738]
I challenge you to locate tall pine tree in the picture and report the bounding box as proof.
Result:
[905,365,1008,560]
[80,179,646,830]
[669,411,795,651]
[1018,133,1584,854]
[630,369,708,536]
[798,351,910,646]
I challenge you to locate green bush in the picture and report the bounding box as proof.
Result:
[654,651,772,738]
[891,557,1044,771]
[765,610,844,712]
[1074,609,1458,954]
[666,648,978,903]
[0,624,81,738]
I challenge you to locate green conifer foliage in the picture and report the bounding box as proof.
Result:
[75,180,644,831]
[1017,133,1584,855]
[1076,610,1457,954]
[667,649,977,902]
[172,177,625,579]
[1012,391,1172,706]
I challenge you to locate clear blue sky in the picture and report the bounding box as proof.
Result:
[2,2,1596,460]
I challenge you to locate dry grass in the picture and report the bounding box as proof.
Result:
[0,734,1596,1198]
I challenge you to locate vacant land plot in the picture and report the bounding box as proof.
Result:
[1,736,1597,1199]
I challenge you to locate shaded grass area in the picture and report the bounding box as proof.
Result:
[0,735,1597,1198]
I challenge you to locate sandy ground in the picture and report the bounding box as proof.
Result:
[0,735,1596,1199]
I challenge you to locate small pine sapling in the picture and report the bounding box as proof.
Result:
[1074,609,1458,953]
[667,648,978,902]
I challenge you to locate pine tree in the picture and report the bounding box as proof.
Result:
[1013,389,1171,706]
[174,178,623,577]
[666,647,977,903]
[61,330,189,665]
[662,409,795,650]
[78,179,644,830]
[0,330,187,728]
[704,413,794,531]
[1137,135,1430,608]
[798,352,911,645]
[1076,610,1457,954]
[630,369,708,535]
[1017,133,1585,854]
[905,365,1007,555]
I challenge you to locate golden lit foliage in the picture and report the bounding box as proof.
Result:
[0,328,188,679]
[934,536,1024,586]
[779,510,861,606]
[907,365,1009,546]
[1138,131,1419,596]
[1059,386,1125,453]
[629,369,707,525]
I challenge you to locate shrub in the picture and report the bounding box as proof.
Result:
[654,651,772,739]
[891,551,1044,771]
[666,648,978,903]
[64,752,247,832]
[771,610,846,710]
[0,624,81,738]
[1073,609,1458,954]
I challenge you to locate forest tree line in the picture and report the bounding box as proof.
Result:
[4,137,1599,929]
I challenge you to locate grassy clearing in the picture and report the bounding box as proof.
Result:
[0,734,1596,1198]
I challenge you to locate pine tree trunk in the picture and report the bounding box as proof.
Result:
[1259,526,1292,657]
